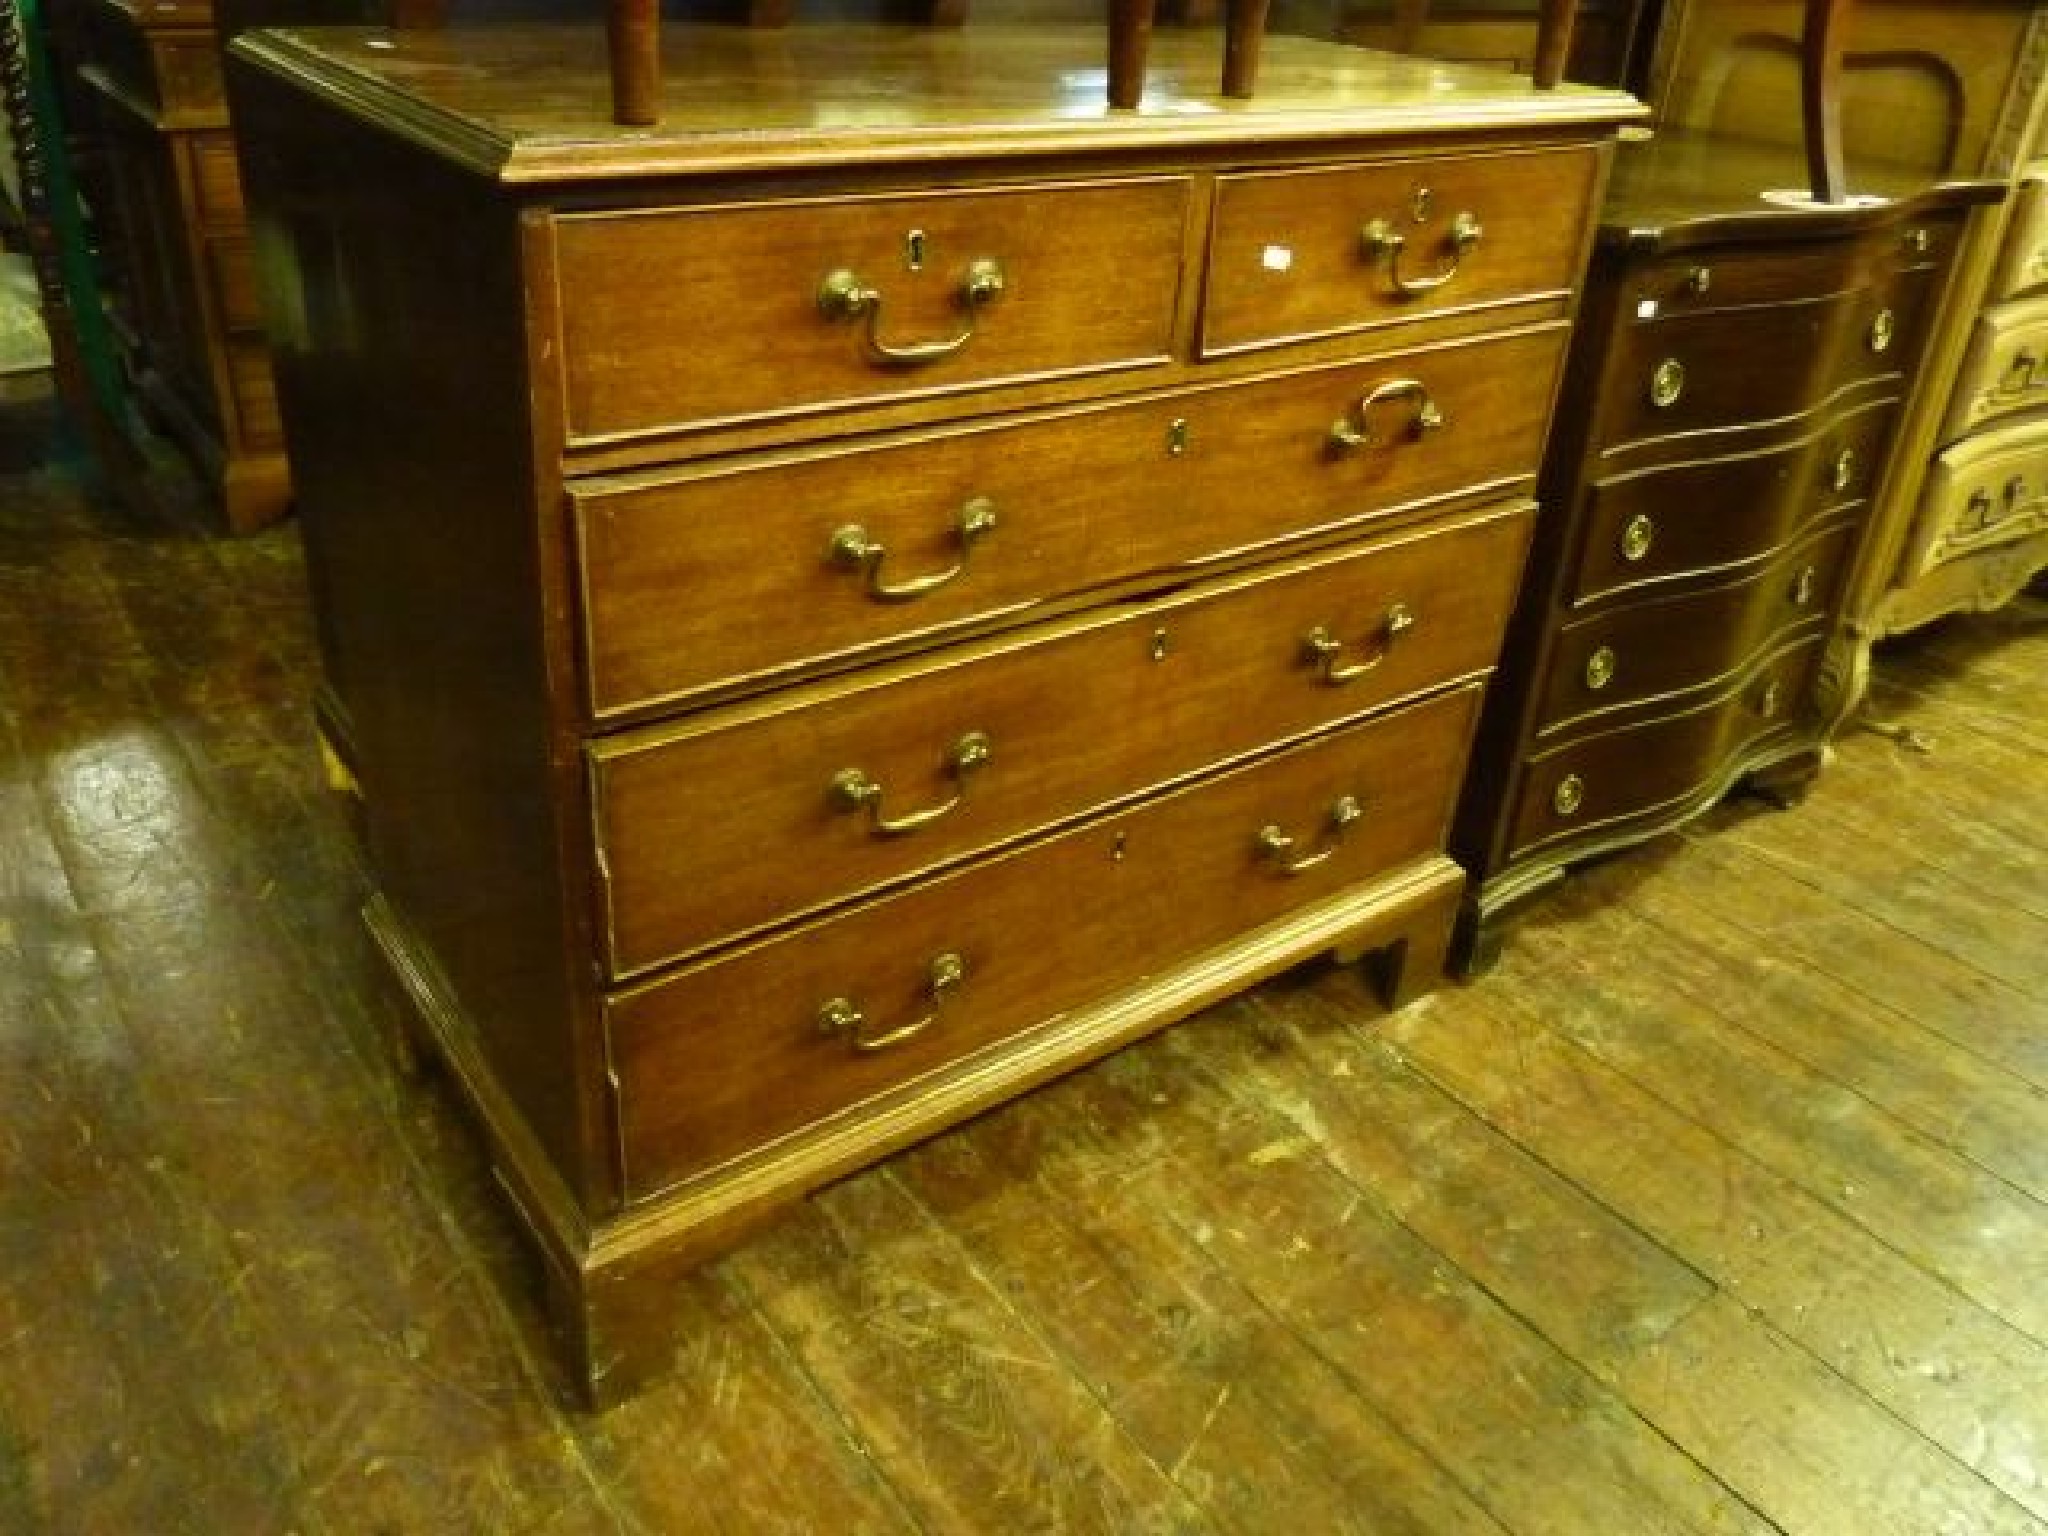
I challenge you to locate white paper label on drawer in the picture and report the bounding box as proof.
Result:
[1637,299,1660,319]
[1261,245,1295,273]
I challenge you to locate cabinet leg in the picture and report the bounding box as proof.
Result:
[1447,903,1506,979]
[1364,886,1459,1009]
[1746,747,1826,809]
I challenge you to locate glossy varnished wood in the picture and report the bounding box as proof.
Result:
[3,432,2047,1527]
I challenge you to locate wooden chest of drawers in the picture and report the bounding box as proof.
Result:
[225,21,1637,1402]
[64,0,291,531]
[1451,131,1990,967]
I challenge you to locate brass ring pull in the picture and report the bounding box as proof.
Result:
[1360,210,1483,297]
[829,497,997,603]
[1328,379,1446,454]
[1256,794,1364,875]
[817,951,966,1054]
[817,258,1006,367]
[831,731,992,837]
[1303,603,1416,684]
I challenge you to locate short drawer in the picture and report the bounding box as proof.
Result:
[1911,415,2048,578]
[1570,394,1893,608]
[1944,294,2048,439]
[1508,636,1822,860]
[605,685,1481,1199]
[1535,517,1852,739]
[575,323,1565,718]
[550,178,1190,446]
[1614,221,1950,322]
[1595,278,1920,452]
[189,132,244,227]
[590,505,1531,976]
[1994,173,2048,303]
[1201,145,1599,356]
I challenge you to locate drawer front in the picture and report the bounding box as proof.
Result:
[204,234,262,336]
[591,506,1530,976]
[1201,146,1599,355]
[1994,174,2048,303]
[1914,415,2048,577]
[551,178,1190,446]
[1571,395,1893,607]
[1616,224,1950,322]
[606,686,1481,1198]
[189,132,244,228]
[1944,294,2048,439]
[1595,280,1916,452]
[1508,637,1822,860]
[1536,518,1852,739]
[576,324,1565,718]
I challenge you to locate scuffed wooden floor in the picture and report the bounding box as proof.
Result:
[2,445,2045,1535]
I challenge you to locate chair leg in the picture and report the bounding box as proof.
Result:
[1221,0,1272,97]
[1108,0,1156,108]
[1532,0,1576,87]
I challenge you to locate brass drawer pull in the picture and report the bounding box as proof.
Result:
[2005,350,2039,393]
[1328,378,1446,454]
[817,257,1006,367]
[1256,794,1364,875]
[817,951,966,1054]
[1303,603,1415,684]
[829,497,996,603]
[1619,513,1655,564]
[1552,774,1585,817]
[1584,644,1617,691]
[1903,227,1932,255]
[1869,307,1897,354]
[1967,489,1994,529]
[1649,358,1686,410]
[832,731,992,837]
[1360,208,1483,297]
[1830,448,1857,493]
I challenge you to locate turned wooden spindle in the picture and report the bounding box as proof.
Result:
[1221,0,1271,97]
[1108,0,1157,107]
[606,0,660,126]
[1802,0,1853,202]
[1531,0,1577,88]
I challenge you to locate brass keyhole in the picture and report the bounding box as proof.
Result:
[1757,679,1783,718]
[1150,626,1172,662]
[905,229,928,271]
[1166,418,1190,458]
[1411,186,1433,221]
[1869,308,1897,354]
[1831,449,1856,493]
[1792,564,1817,606]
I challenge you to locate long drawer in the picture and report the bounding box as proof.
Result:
[550,177,1191,446]
[1593,279,1920,454]
[1913,414,2048,578]
[1944,293,2048,440]
[590,504,1531,976]
[604,684,1481,1199]
[1536,517,1852,739]
[1507,635,1823,860]
[575,324,1566,718]
[1200,145,1599,355]
[1569,393,1893,608]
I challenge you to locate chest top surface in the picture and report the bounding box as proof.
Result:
[227,22,1644,183]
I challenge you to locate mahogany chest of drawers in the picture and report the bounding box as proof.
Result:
[226,21,1637,1401]
[1450,132,1992,967]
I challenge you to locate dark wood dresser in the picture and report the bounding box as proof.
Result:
[1450,132,1994,968]
[64,0,290,529]
[225,22,1636,1400]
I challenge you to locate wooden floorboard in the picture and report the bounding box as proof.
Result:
[2,450,2045,1534]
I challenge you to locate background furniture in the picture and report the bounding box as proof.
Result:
[1449,0,1997,969]
[227,20,1637,1400]
[56,0,288,530]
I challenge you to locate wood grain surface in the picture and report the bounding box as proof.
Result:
[2,432,2045,1529]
